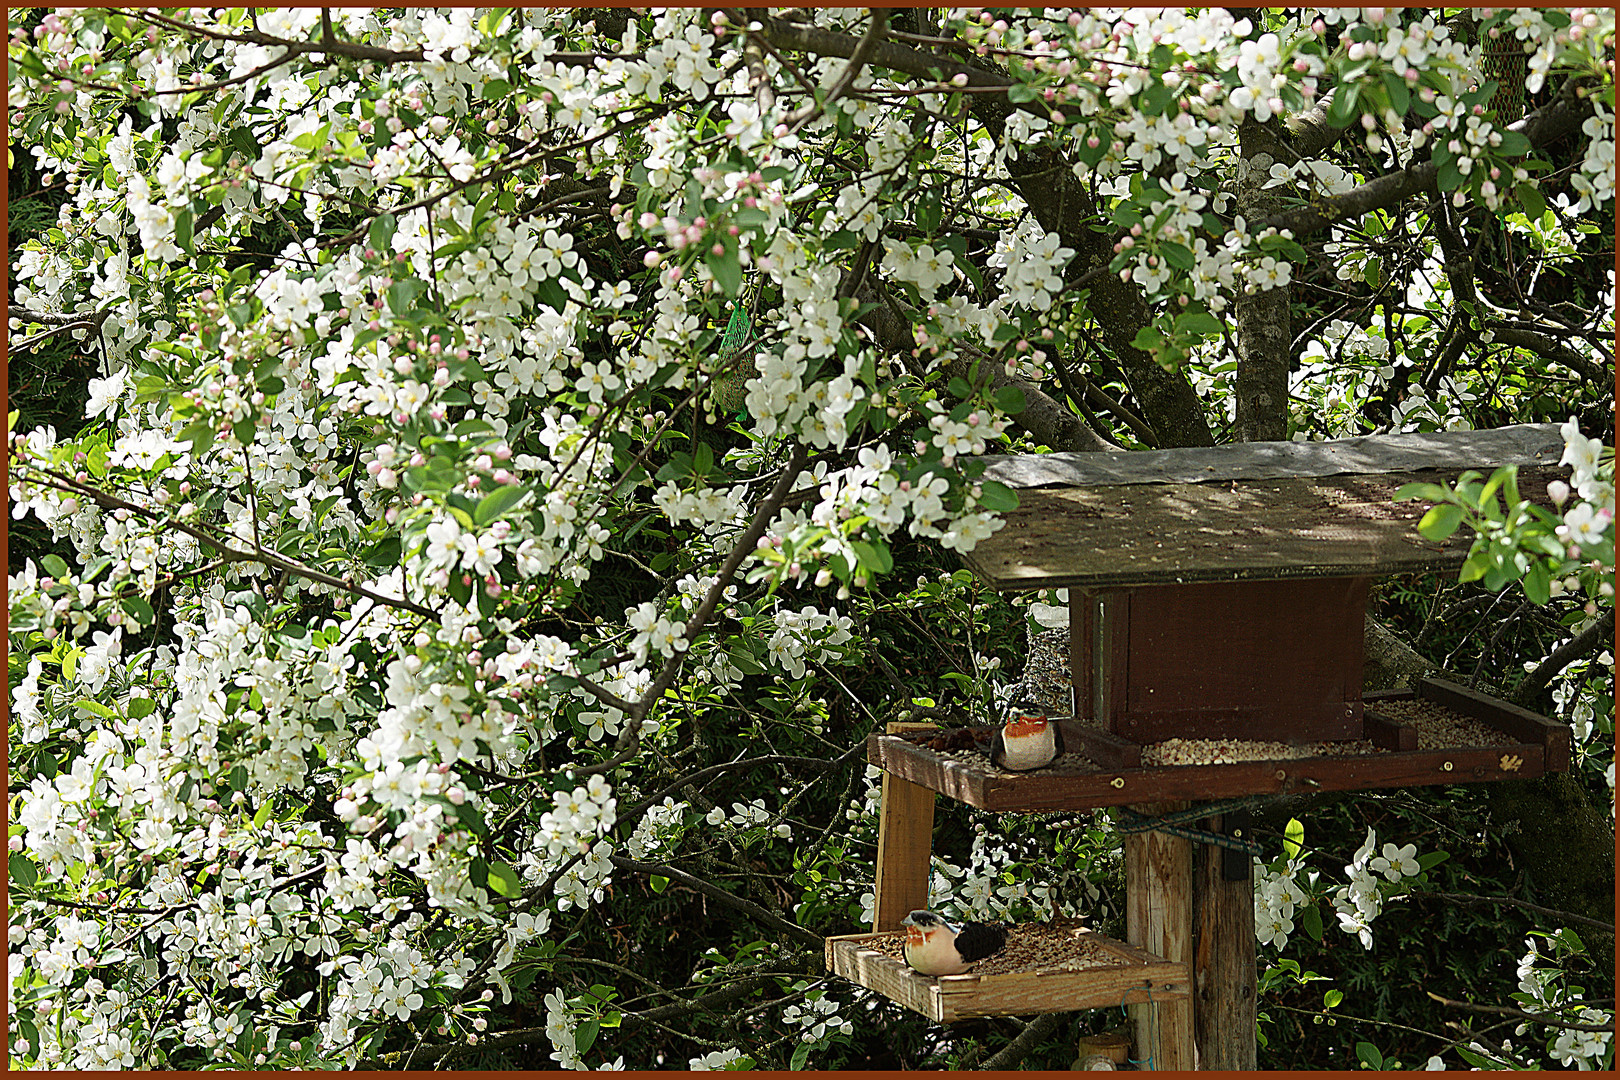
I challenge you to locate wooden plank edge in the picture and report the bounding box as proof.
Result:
[1363,708,1419,752]
[1058,718,1142,768]
[1416,676,1573,772]
[873,733,1550,812]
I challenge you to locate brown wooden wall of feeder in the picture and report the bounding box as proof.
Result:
[867,677,1571,812]
[1072,576,1372,744]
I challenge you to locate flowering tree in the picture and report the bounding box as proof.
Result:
[7,6,1614,1070]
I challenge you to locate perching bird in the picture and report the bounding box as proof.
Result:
[989,700,1065,772]
[901,909,1008,976]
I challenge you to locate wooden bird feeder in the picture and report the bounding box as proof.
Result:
[872,424,1573,803]
[835,425,1575,1069]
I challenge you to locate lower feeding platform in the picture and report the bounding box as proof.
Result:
[825,918,1188,1023]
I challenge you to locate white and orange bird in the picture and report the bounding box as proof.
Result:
[900,910,1008,976]
[989,701,1064,772]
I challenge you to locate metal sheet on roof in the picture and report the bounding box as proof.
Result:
[979,424,1563,489]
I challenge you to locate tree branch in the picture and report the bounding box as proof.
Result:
[1486,325,1609,386]
[17,462,441,622]
[980,1010,1069,1069]
[1257,77,1595,239]
[608,855,824,947]
[1397,888,1616,934]
[630,443,809,727]
[1426,992,1616,1033]
[784,8,888,132]
[1513,609,1616,705]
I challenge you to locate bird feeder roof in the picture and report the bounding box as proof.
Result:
[960,424,1565,591]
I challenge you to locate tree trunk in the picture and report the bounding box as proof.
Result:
[1003,147,1217,449]
[1483,774,1616,956]
[1231,117,1294,443]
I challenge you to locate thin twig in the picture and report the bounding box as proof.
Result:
[1425,992,1615,1033]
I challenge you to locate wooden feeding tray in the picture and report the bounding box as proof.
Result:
[825,918,1188,1023]
[867,677,1570,812]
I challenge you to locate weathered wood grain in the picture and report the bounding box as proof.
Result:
[960,464,1567,591]
[872,723,939,931]
[1193,813,1257,1070]
[1126,805,1195,1070]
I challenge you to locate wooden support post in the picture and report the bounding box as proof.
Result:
[1193,813,1258,1070]
[873,723,937,932]
[1124,803,1196,1070]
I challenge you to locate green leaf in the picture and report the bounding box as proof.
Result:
[1161,242,1195,271]
[368,212,397,254]
[41,553,71,579]
[1435,157,1463,193]
[1323,988,1343,1009]
[387,278,425,316]
[1375,75,1406,120]
[1522,559,1551,605]
[705,248,743,296]
[75,698,117,719]
[975,480,1018,512]
[485,860,522,898]
[481,77,511,101]
[179,418,216,457]
[174,208,194,256]
[915,189,942,234]
[1393,482,1449,503]
[850,540,893,574]
[1283,817,1304,861]
[1458,550,1490,583]
[1175,311,1223,336]
[993,385,1025,414]
[1300,902,1323,942]
[575,1020,600,1055]
[1417,503,1465,541]
[252,800,273,830]
[9,853,39,888]
[121,595,155,627]
[1326,82,1361,126]
[1355,1042,1383,1070]
[649,874,669,894]
[790,1040,813,1070]
[474,483,529,526]
[1516,182,1546,221]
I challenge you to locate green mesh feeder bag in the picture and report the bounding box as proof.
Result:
[709,300,752,415]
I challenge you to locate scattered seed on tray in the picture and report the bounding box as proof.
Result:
[1141,737,1385,767]
[1373,698,1517,749]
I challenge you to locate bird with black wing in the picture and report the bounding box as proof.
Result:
[900,909,1009,976]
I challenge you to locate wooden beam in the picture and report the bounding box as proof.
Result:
[1193,813,1258,1070]
[1124,803,1196,1070]
[873,723,938,931]
[868,731,1550,811]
